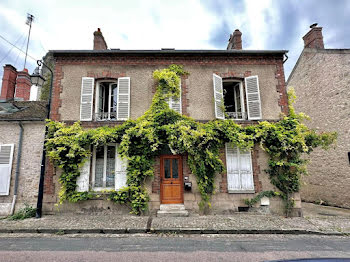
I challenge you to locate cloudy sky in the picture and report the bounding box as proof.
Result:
[0,0,349,89]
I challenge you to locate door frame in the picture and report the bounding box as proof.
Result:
[160,155,184,204]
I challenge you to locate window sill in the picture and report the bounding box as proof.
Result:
[228,190,255,194]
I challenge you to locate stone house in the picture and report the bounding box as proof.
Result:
[43,28,299,216]
[287,25,350,208]
[0,65,47,216]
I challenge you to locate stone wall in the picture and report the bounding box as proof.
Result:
[0,122,45,215]
[288,48,350,208]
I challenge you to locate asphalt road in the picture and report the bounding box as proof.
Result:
[0,234,349,262]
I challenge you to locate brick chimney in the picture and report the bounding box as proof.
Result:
[93,28,108,50]
[0,64,17,101]
[227,29,242,50]
[14,69,31,101]
[303,25,324,49]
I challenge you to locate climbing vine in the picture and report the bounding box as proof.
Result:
[45,64,336,216]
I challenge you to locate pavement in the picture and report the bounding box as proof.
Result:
[0,202,349,236]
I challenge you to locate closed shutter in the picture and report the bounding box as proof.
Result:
[117,77,130,120]
[213,74,225,119]
[170,80,182,113]
[80,77,95,121]
[0,144,14,195]
[115,144,127,190]
[245,76,262,120]
[225,143,254,192]
[76,157,90,192]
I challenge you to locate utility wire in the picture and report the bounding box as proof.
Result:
[14,34,28,69]
[0,32,26,64]
[0,34,38,63]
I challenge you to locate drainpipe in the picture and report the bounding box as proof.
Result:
[10,122,24,215]
[36,60,53,218]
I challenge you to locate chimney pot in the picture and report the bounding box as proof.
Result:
[303,26,324,49]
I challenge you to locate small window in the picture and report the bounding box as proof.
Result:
[223,80,246,120]
[96,82,118,120]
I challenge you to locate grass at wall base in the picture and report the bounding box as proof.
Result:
[45,64,336,216]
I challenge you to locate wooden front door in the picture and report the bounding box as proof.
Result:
[160,155,183,204]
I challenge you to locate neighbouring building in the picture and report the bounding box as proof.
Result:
[0,65,47,216]
[287,25,350,208]
[42,28,300,216]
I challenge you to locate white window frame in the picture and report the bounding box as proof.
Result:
[222,79,246,120]
[0,144,14,196]
[95,81,118,121]
[91,143,117,191]
[225,143,255,193]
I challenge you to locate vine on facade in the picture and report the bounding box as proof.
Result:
[45,64,336,215]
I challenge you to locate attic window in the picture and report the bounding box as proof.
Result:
[0,103,21,114]
[223,80,246,120]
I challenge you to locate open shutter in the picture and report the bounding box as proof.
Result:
[77,157,90,192]
[245,76,262,120]
[213,74,225,119]
[117,77,130,120]
[170,80,182,113]
[80,77,94,121]
[0,144,14,195]
[115,144,127,190]
[226,144,240,191]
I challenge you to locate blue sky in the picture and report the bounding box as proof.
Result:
[0,0,349,88]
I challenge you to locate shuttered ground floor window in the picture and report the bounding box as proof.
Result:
[0,144,14,196]
[76,144,127,192]
[225,143,255,193]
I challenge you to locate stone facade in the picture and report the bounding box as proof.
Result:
[288,48,350,208]
[0,122,45,215]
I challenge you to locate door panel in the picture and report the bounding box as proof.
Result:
[160,155,183,204]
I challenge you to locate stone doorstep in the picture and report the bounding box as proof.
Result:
[157,204,189,217]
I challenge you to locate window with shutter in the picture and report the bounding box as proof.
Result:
[0,144,14,196]
[166,80,182,114]
[225,143,254,193]
[80,77,95,121]
[91,144,127,191]
[213,74,225,119]
[245,75,262,120]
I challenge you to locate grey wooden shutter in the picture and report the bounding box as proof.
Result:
[80,77,95,121]
[226,143,254,192]
[115,144,127,190]
[245,76,262,120]
[0,144,14,195]
[170,80,182,113]
[213,74,225,119]
[117,77,130,120]
[76,157,90,192]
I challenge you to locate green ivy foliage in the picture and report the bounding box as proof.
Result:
[45,64,336,216]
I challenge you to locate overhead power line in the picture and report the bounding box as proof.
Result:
[0,32,26,64]
[0,34,37,63]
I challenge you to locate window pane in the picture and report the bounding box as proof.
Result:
[106,146,115,187]
[110,84,118,119]
[172,159,178,178]
[94,146,104,187]
[164,159,170,179]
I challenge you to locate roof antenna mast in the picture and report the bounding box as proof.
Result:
[24,13,34,69]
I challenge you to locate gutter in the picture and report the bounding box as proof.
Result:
[10,122,24,215]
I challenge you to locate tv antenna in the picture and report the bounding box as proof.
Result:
[24,13,34,69]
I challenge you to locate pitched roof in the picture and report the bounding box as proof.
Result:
[0,101,48,121]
